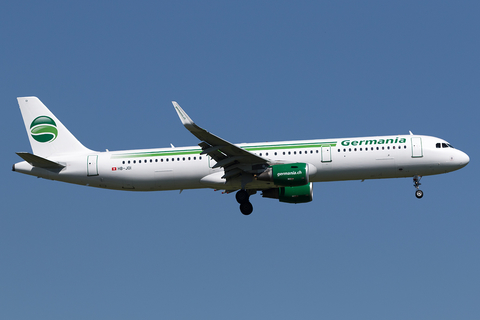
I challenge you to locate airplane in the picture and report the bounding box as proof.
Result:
[13,97,470,215]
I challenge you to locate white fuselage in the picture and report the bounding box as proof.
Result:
[13,134,470,191]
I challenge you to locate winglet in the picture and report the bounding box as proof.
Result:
[172,101,195,127]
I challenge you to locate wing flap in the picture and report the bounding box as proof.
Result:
[200,145,226,155]
[212,156,244,169]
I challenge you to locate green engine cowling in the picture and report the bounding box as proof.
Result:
[256,163,309,187]
[262,183,313,204]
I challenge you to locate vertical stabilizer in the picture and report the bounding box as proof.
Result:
[17,97,92,157]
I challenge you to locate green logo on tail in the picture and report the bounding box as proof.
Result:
[30,116,58,143]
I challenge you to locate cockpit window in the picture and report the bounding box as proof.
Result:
[437,142,455,149]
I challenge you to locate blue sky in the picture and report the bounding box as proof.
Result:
[1,1,479,319]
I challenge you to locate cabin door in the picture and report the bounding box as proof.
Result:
[411,137,423,158]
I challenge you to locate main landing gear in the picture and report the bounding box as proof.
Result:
[413,175,424,199]
[236,189,253,215]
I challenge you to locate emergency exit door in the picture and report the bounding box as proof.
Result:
[321,146,332,162]
[87,155,99,176]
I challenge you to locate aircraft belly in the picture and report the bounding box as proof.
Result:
[313,155,398,181]
[200,171,274,190]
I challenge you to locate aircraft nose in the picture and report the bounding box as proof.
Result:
[462,152,470,165]
[457,150,470,167]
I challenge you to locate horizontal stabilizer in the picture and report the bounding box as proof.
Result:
[16,152,65,168]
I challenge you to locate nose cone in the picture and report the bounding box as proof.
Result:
[443,149,469,173]
[458,150,470,167]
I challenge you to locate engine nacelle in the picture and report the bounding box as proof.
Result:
[256,163,310,187]
[262,183,313,204]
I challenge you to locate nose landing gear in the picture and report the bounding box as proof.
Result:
[415,189,424,198]
[236,189,253,215]
[413,175,423,199]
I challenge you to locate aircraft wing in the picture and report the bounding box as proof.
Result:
[173,101,269,180]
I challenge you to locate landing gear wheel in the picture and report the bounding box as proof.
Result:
[240,202,253,215]
[236,189,250,204]
[415,189,424,199]
[413,175,424,199]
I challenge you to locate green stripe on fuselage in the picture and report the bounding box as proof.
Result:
[111,141,337,159]
[244,142,336,151]
[111,149,201,158]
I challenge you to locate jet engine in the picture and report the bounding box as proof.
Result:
[262,183,313,203]
[256,163,314,187]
